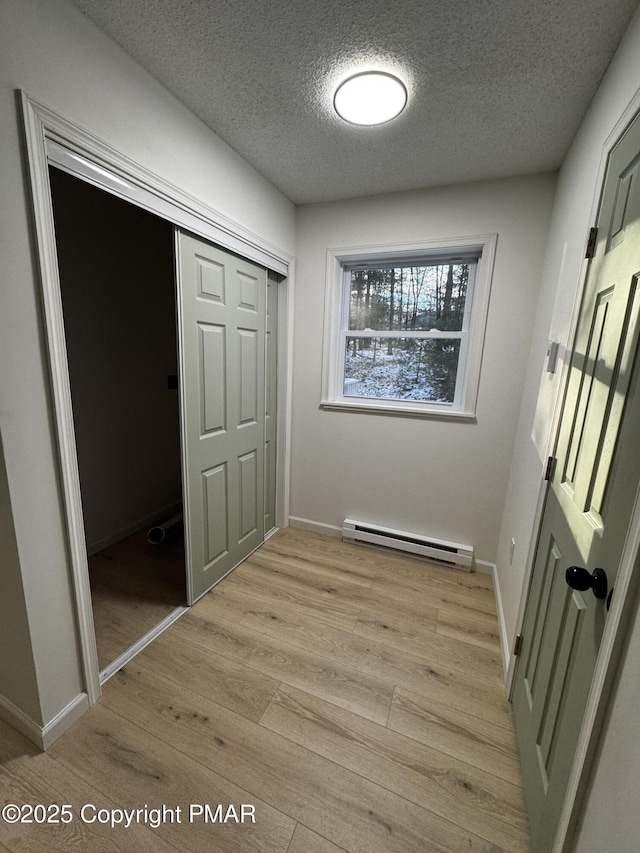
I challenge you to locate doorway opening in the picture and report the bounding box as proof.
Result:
[49,166,187,675]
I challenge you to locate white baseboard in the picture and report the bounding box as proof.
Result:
[0,693,43,748]
[42,693,90,750]
[0,690,89,750]
[87,502,182,556]
[486,561,511,683]
[473,559,494,576]
[288,516,342,537]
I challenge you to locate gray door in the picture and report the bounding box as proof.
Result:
[176,231,267,603]
[512,112,640,852]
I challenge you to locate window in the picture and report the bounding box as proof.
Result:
[321,236,496,418]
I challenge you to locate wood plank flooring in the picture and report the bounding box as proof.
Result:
[0,527,529,852]
[88,527,186,670]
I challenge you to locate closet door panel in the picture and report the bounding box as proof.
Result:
[177,231,266,602]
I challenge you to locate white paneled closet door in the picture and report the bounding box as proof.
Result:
[176,230,266,603]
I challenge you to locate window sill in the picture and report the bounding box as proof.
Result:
[319,399,477,422]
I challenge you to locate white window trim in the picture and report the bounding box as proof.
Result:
[320,234,497,419]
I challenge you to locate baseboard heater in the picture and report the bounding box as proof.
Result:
[342,519,474,571]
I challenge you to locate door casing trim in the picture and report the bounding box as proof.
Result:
[19,91,294,715]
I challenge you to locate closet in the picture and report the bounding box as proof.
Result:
[49,165,277,677]
[50,167,185,671]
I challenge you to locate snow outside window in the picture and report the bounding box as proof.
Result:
[321,236,496,419]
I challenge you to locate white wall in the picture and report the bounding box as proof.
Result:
[292,174,557,563]
[0,0,295,733]
[492,5,640,847]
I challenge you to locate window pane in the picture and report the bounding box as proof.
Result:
[344,337,461,403]
[349,264,469,332]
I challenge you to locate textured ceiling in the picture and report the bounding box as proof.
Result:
[69,0,639,204]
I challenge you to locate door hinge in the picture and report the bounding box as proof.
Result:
[585,226,598,259]
[544,456,556,481]
[513,634,523,656]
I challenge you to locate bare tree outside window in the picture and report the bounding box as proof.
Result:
[344,263,469,403]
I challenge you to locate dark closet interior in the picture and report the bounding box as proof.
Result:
[49,167,186,672]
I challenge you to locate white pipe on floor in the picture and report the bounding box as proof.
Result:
[147,511,183,545]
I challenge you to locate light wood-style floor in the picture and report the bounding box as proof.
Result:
[89,527,186,670]
[0,528,530,853]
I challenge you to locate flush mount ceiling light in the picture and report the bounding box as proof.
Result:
[334,71,408,126]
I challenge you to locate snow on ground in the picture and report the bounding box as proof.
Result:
[344,344,453,403]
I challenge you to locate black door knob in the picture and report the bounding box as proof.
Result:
[565,566,608,600]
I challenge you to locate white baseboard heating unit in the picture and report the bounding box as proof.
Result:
[342,519,474,571]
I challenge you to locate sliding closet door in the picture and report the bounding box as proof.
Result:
[176,230,266,603]
[264,271,278,535]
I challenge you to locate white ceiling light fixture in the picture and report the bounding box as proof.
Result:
[334,71,408,126]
